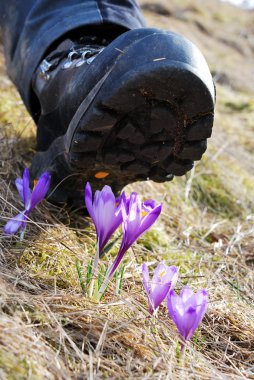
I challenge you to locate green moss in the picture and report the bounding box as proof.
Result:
[224,101,254,112]
[19,235,79,289]
[160,248,203,277]
[0,351,41,380]
[212,12,225,22]
[190,161,246,219]
[238,134,254,154]
[139,227,169,252]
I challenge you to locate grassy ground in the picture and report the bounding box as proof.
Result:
[0,0,254,378]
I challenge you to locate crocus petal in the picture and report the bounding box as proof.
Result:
[108,197,162,280]
[152,283,174,311]
[152,262,168,282]
[167,287,208,341]
[15,178,25,203]
[151,266,178,310]
[85,183,123,255]
[85,182,95,220]
[187,290,208,339]
[181,290,208,339]
[151,262,172,289]
[117,193,140,249]
[115,193,125,216]
[108,193,141,278]
[163,266,179,289]
[22,168,32,209]
[167,290,187,338]
[180,286,194,303]
[122,193,141,241]
[142,263,150,295]
[142,263,178,314]
[128,193,140,222]
[98,187,123,252]
[182,306,198,340]
[194,289,209,312]
[122,199,162,252]
[142,199,156,212]
[93,190,101,210]
[29,171,51,211]
[121,192,131,215]
[100,185,116,205]
[150,262,175,287]
[142,263,154,313]
[4,212,26,235]
[138,204,162,237]
[166,290,175,318]
[96,187,120,250]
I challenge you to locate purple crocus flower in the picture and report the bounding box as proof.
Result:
[4,168,51,235]
[167,286,208,342]
[85,182,123,256]
[99,192,162,295]
[142,263,178,314]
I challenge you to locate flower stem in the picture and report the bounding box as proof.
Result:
[98,267,111,298]
[179,339,187,360]
[92,243,100,277]
[177,339,187,376]
[20,227,26,241]
[75,259,85,295]
[181,342,186,353]
[88,244,100,299]
[115,265,125,295]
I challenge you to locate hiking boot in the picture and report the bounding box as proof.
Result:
[31,28,215,205]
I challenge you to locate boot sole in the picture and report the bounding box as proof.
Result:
[31,31,215,203]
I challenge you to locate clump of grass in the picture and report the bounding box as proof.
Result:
[190,159,247,219]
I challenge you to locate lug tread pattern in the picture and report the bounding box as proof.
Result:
[69,100,213,188]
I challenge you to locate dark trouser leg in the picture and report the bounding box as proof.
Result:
[0,0,146,116]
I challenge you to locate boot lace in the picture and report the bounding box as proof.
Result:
[39,36,107,80]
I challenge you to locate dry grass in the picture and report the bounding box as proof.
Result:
[0,0,254,378]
